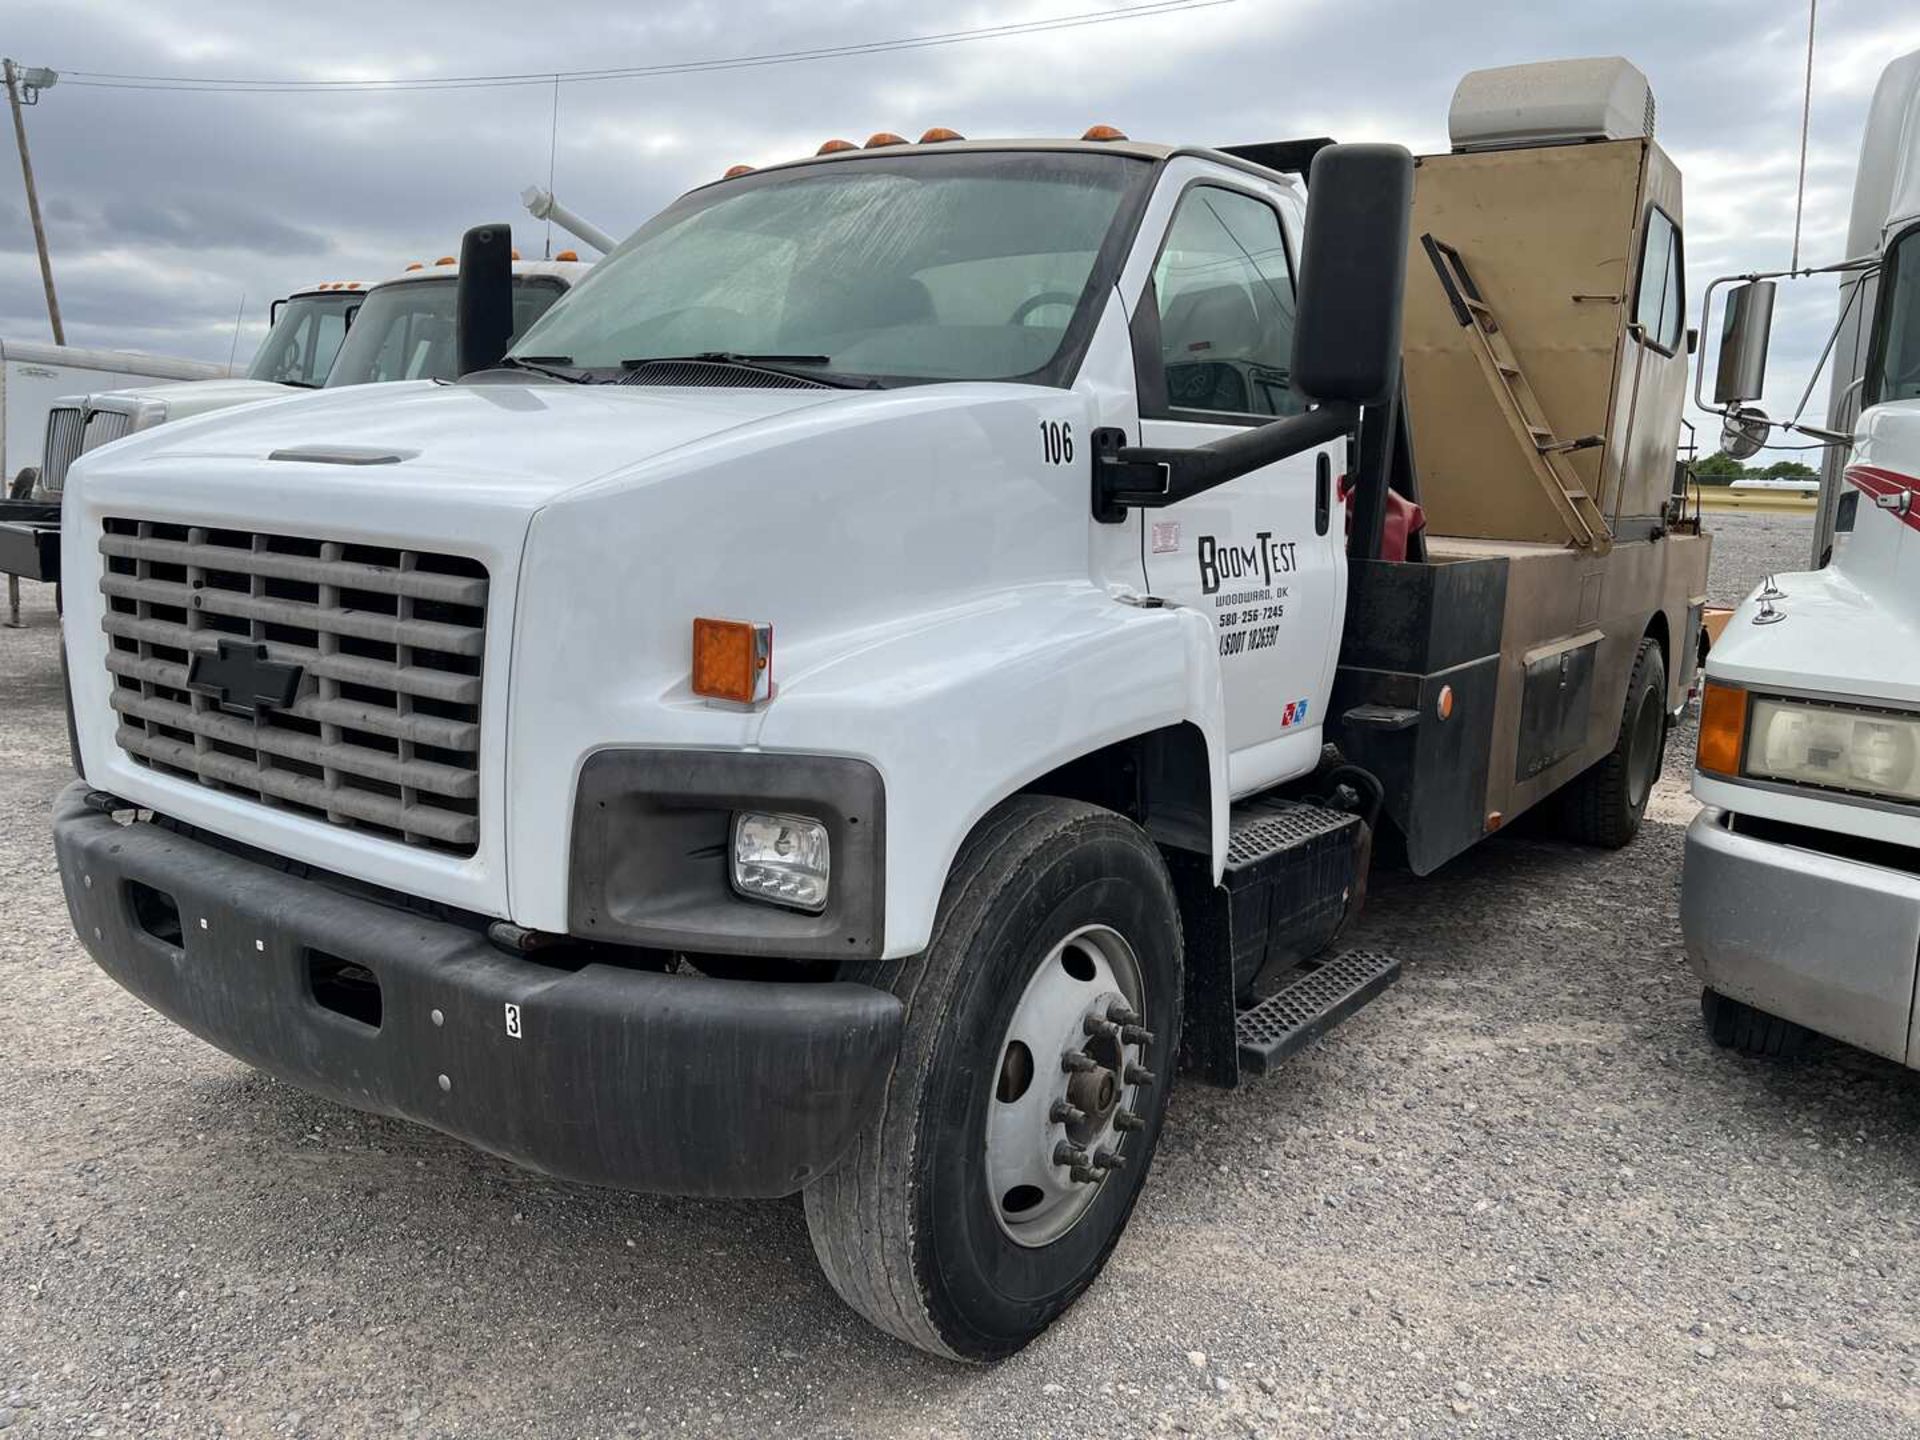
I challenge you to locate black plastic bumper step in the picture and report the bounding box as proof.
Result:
[1235,948,1400,1075]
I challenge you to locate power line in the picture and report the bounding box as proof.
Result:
[59,1,1232,95]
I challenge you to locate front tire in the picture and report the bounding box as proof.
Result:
[1701,987,1811,1058]
[803,795,1183,1360]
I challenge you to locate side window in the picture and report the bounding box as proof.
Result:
[1634,207,1685,354]
[1148,185,1301,419]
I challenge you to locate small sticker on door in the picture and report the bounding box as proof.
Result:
[1151,521,1181,554]
[504,1002,522,1039]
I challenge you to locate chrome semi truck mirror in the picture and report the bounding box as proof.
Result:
[1721,404,1770,461]
[1713,280,1775,405]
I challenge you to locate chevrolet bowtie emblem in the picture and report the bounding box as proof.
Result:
[186,638,304,717]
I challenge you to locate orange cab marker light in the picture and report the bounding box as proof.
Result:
[865,131,908,148]
[1082,124,1128,142]
[404,261,425,271]
[920,126,964,143]
[723,164,755,178]
[817,138,857,154]
[554,249,579,262]
[1697,680,1748,777]
[692,618,773,705]
[510,248,521,260]
[1436,684,1455,721]
[434,255,456,266]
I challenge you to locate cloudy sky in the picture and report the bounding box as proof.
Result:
[5,0,1918,453]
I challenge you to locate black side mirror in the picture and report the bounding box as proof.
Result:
[268,297,286,328]
[1713,280,1775,405]
[455,223,516,377]
[1292,143,1414,406]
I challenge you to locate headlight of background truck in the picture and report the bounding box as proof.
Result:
[1745,696,1920,804]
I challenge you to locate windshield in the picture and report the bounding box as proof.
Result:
[325,275,569,387]
[1868,224,1920,407]
[245,292,359,386]
[510,150,1148,385]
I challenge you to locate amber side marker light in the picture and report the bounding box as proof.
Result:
[1696,680,1748,777]
[692,618,773,705]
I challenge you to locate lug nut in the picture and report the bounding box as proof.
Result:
[1054,1140,1091,1169]
[1050,1099,1087,1126]
[1107,1002,1141,1026]
[1113,1108,1144,1132]
[1124,1063,1156,1086]
[1069,1165,1101,1184]
[1091,1147,1124,1170]
[1061,1049,1099,1074]
[1083,1014,1120,1039]
[1120,1024,1155,1047]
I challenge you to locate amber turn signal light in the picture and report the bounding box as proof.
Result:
[1696,680,1747,777]
[692,618,773,705]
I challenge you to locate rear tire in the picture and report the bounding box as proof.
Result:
[1558,638,1666,848]
[1701,987,1811,1059]
[803,795,1183,1360]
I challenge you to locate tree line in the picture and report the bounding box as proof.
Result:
[1691,451,1818,485]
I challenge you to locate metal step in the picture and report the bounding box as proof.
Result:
[1235,948,1401,1075]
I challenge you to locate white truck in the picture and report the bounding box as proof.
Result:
[32,261,589,503]
[0,341,227,610]
[1682,47,1920,1064]
[52,61,1708,1358]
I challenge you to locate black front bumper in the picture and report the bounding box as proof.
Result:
[52,783,902,1197]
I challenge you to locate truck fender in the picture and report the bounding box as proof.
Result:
[757,584,1230,958]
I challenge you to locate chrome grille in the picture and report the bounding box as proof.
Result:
[38,404,84,494]
[99,518,488,855]
[81,407,135,457]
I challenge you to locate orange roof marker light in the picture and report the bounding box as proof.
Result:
[723,163,755,178]
[919,126,965,143]
[434,255,457,266]
[817,138,857,154]
[1082,124,1129,142]
[510,248,522,260]
[691,617,773,706]
[554,249,579,262]
[865,131,908,148]
[404,261,425,271]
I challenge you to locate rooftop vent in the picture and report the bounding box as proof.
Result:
[1448,57,1654,153]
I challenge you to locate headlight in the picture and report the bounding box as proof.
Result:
[1746,697,1920,804]
[731,811,830,912]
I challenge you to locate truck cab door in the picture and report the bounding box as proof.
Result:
[1126,171,1345,796]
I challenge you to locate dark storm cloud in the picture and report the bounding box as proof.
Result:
[2,0,1916,456]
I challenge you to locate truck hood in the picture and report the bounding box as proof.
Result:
[80,378,851,508]
[90,376,308,422]
[1707,564,1920,706]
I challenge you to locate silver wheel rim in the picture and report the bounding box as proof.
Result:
[985,923,1152,1248]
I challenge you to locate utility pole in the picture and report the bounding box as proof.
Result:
[4,59,64,345]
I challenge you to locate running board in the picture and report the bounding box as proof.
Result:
[1235,949,1401,1075]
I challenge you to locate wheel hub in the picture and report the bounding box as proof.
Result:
[985,924,1155,1247]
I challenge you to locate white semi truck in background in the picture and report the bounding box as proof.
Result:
[51,60,1708,1358]
[1683,48,1920,1065]
[0,340,229,620]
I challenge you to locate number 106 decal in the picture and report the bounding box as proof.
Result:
[1039,419,1074,465]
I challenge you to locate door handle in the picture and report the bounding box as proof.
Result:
[1315,452,1331,536]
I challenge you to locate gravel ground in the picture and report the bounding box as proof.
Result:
[7,511,1919,1440]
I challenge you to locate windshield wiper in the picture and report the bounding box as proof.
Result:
[278,379,321,389]
[620,352,878,389]
[495,354,592,384]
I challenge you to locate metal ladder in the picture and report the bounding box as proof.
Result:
[1420,234,1613,553]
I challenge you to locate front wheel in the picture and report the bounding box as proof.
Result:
[803,795,1183,1360]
